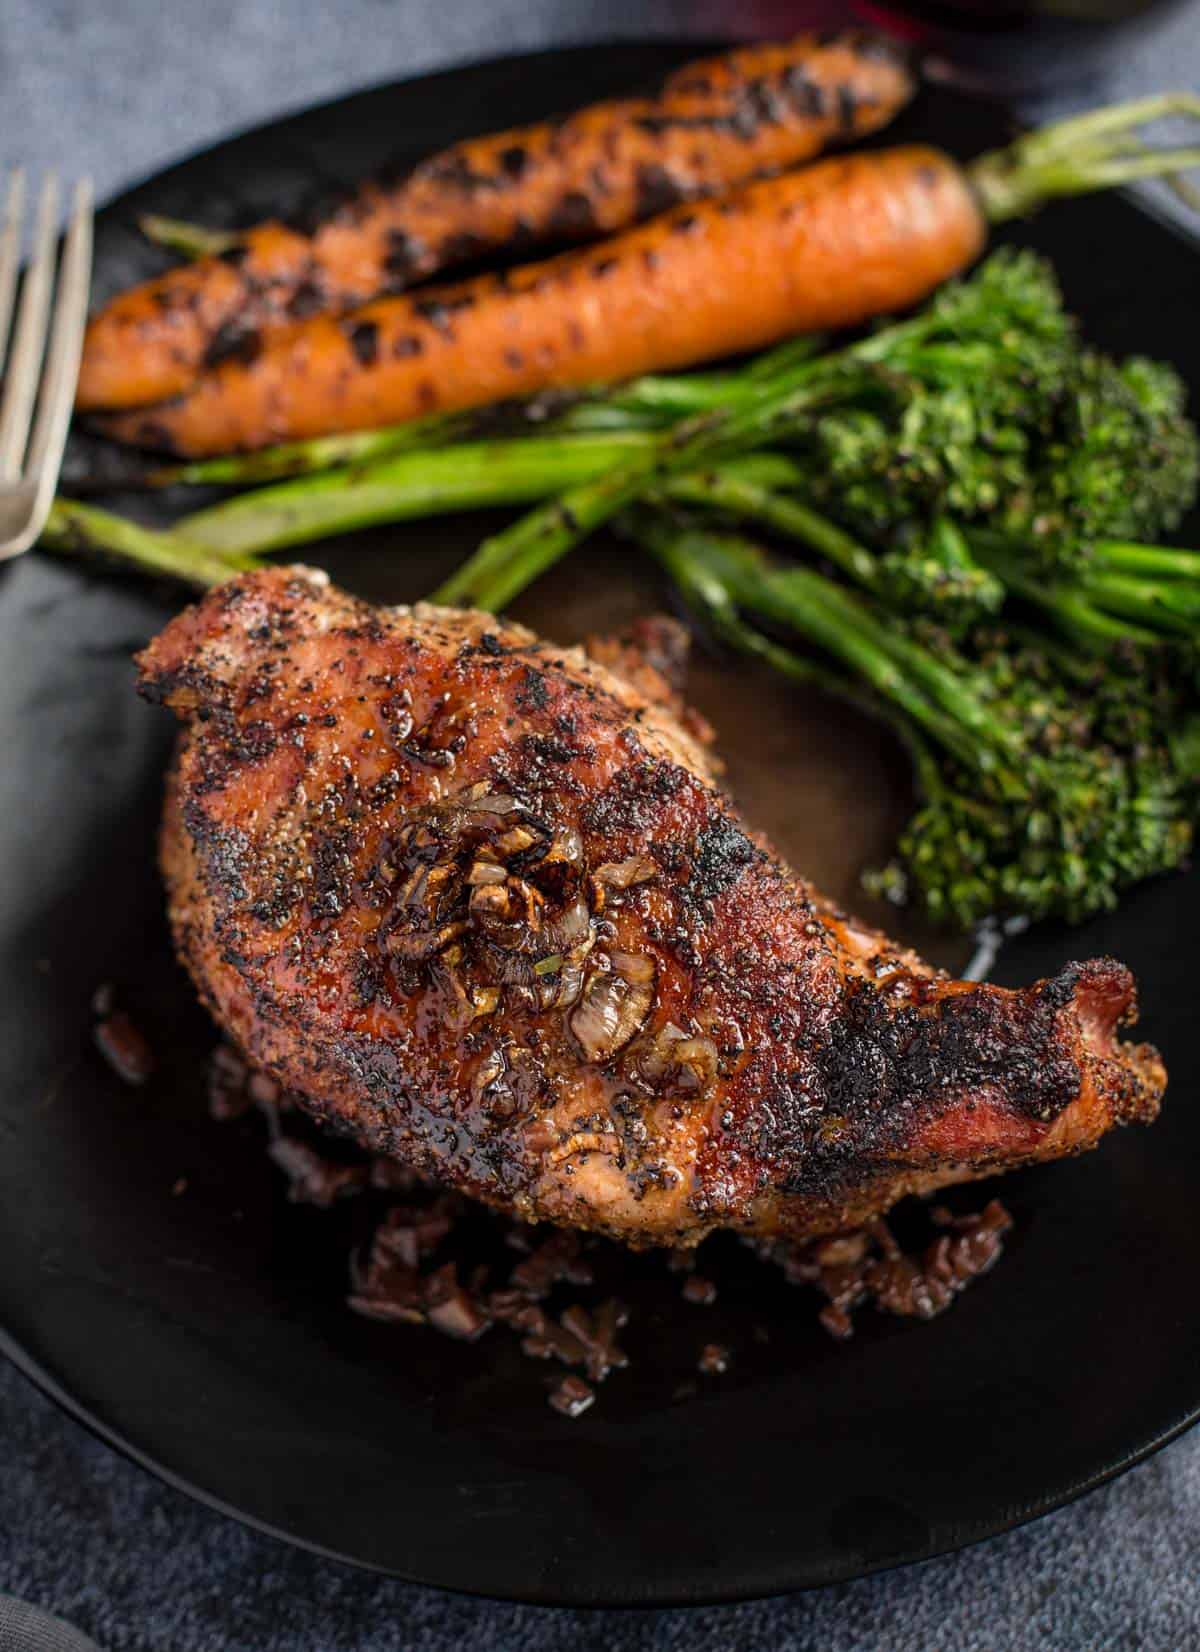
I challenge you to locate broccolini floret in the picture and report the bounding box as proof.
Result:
[1008,352,1200,562]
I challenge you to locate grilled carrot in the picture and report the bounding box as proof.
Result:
[96,94,1200,459]
[76,32,914,412]
[97,147,986,456]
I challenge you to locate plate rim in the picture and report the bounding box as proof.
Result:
[6,1314,1198,1607]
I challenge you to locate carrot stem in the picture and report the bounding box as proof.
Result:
[138,214,239,261]
[970,92,1200,222]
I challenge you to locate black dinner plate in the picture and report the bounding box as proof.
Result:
[3,42,1199,1607]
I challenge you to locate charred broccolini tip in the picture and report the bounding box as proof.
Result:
[807,321,1199,573]
[865,634,1199,929]
[998,351,1200,563]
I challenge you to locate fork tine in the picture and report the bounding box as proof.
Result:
[0,173,59,480]
[0,170,26,367]
[0,178,94,563]
[24,179,93,499]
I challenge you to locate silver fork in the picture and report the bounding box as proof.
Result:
[0,170,93,561]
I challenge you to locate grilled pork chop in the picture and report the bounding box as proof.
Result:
[139,567,1165,1245]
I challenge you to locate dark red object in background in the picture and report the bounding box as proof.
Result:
[739,0,1191,91]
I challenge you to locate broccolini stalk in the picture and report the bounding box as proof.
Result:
[139,394,670,488]
[432,381,831,611]
[144,405,514,488]
[662,463,880,592]
[1097,541,1200,581]
[625,509,946,799]
[663,474,1004,628]
[1083,570,1200,634]
[1171,715,1200,781]
[969,538,1158,650]
[170,437,797,561]
[604,332,833,416]
[627,516,1024,786]
[178,433,657,557]
[41,499,261,586]
[968,530,1197,650]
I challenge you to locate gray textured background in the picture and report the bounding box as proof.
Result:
[3,2,1200,1647]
